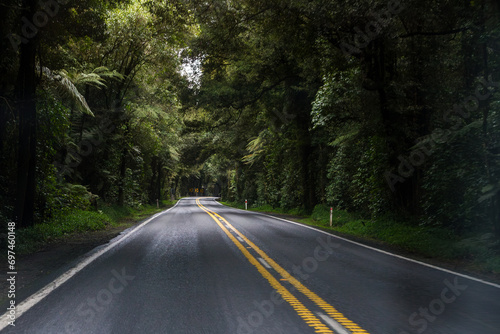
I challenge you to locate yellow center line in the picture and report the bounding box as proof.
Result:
[196,199,333,334]
[197,199,370,334]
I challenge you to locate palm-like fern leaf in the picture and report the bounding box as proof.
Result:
[40,66,94,116]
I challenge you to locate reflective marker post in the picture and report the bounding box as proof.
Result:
[330,207,333,227]
[245,199,248,210]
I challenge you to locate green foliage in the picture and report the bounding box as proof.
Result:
[42,180,97,218]
[311,69,365,129]
[13,199,176,254]
[326,145,353,210]
[242,131,268,165]
[99,205,132,223]
[456,233,500,261]
[310,204,355,226]
[16,210,111,254]
[260,138,285,207]
[305,205,463,259]
[421,125,488,233]
[35,94,100,220]
[484,257,500,275]
[186,0,500,255]
[280,157,304,210]
[350,136,391,217]
[40,67,94,116]
[51,210,110,232]
[325,135,390,217]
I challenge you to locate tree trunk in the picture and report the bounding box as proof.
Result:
[149,156,158,204]
[117,115,129,206]
[117,147,127,206]
[156,159,163,202]
[15,0,38,228]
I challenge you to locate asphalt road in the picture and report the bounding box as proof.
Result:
[2,197,500,334]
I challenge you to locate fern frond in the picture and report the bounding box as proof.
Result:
[92,66,125,81]
[328,123,360,147]
[242,131,268,165]
[40,66,94,116]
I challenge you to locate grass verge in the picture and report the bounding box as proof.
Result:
[221,201,500,276]
[13,199,176,255]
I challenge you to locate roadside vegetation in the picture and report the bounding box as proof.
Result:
[12,200,175,255]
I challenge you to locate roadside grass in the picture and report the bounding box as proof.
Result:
[99,199,176,224]
[15,210,111,254]
[221,201,500,275]
[13,199,176,255]
[300,205,460,258]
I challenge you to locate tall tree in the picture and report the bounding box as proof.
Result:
[15,0,38,228]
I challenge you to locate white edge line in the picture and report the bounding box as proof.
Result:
[0,199,182,330]
[213,199,500,289]
[317,312,350,334]
[258,257,272,269]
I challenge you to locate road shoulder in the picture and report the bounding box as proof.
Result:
[0,213,160,307]
[243,209,500,286]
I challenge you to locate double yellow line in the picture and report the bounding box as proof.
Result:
[196,198,369,334]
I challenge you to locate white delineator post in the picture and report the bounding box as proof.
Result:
[245,199,248,210]
[330,207,333,227]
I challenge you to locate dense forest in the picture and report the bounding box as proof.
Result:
[1,0,499,252]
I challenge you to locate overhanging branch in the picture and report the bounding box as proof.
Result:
[399,27,470,38]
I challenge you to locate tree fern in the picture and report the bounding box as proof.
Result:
[40,66,94,116]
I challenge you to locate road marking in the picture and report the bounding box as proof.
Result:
[197,198,371,333]
[218,199,500,290]
[258,257,271,269]
[317,313,351,334]
[0,200,181,330]
[203,207,370,334]
[236,236,245,243]
[196,199,334,334]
